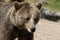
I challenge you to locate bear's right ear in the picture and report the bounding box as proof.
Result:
[14,2,25,10]
[14,1,20,10]
[35,2,42,9]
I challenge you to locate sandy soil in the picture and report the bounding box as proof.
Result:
[34,19,60,40]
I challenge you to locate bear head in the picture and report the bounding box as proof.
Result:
[8,1,42,33]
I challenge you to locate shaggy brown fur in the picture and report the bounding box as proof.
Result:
[0,1,42,40]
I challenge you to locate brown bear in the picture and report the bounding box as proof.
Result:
[0,1,42,40]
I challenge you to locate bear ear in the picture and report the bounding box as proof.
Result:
[14,1,20,10]
[14,2,25,10]
[36,2,42,9]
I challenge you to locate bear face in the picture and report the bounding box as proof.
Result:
[8,1,42,33]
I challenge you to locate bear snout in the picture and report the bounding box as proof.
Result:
[31,27,36,33]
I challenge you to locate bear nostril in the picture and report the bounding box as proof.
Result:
[31,28,36,32]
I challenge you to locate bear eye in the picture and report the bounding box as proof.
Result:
[26,17,30,21]
[34,16,40,24]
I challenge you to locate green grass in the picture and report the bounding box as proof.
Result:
[43,0,60,11]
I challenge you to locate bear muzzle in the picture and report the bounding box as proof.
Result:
[31,27,36,32]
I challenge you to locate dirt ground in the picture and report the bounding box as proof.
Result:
[34,19,60,40]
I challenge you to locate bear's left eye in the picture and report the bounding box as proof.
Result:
[34,16,40,24]
[26,17,30,21]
